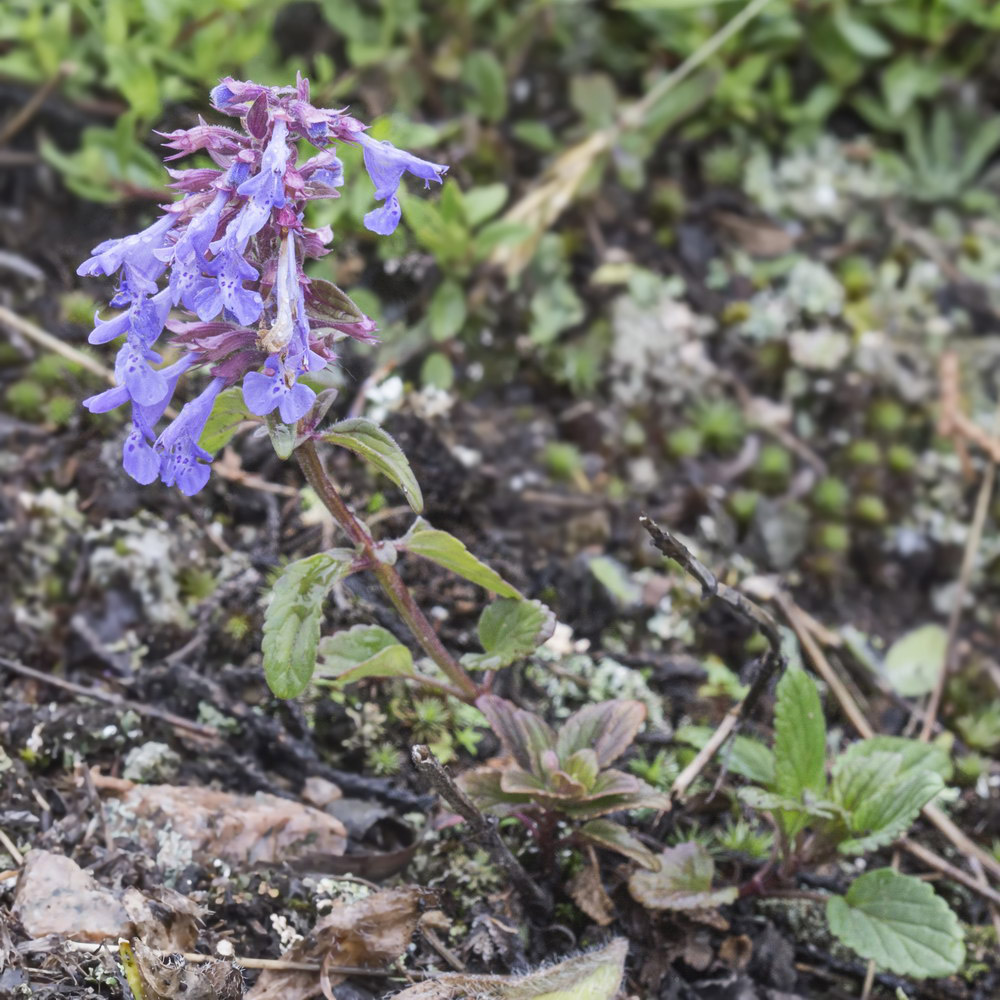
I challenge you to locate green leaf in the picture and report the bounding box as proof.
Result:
[420,351,455,390]
[265,411,299,460]
[738,787,841,822]
[263,550,354,698]
[557,701,646,769]
[461,598,555,671]
[628,842,738,911]
[476,694,555,774]
[316,624,415,687]
[839,767,943,855]
[835,735,953,783]
[198,386,253,453]
[832,8,891,58]
[827,869,964,978]
[773,667,827,835]
[883,624,948,697]
[580,819,659,870]
[322,417,423,513]
[675,726,775,787]
[429,279,467,341]
[402,518,521,597]
[305,277,365,330]
[462,49,507,123]
[463,183,508,227]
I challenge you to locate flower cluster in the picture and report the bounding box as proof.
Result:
[81,76,447,495]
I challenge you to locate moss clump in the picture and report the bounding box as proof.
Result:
[853,494,888,525]
[44,394,75,426]
[694,399,745,455]
[666,426,703,459]
[753,443,793,492]
[543,441,583,481]
[811,476,850,517]
[5,379,45,420]
[838,255,874,299]
[721,300,751,325]
[815,522,850,553]
[728,488,759,524]
[887,444,917,474]
[867,398,906,436]
[846,439,881,468]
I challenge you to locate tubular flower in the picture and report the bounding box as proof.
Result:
[78,74,448,494]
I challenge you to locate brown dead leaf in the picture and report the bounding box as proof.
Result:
[103,782,347,869]
[132,940,243,1000]
[12,850,131,942]
[122,887,205,953]
[247,887,432,1000]
[712,211,796,257]
[567,848,615,927]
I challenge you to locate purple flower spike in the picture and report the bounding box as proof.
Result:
[155,378,226,495]
[358,133,448,235]
[81,76,447,493]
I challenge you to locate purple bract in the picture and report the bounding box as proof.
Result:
[80,75,447,495]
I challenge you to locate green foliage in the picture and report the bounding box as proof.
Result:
[460,598,556,672]
[316,624,415,687]
[198,387,254,453]
[773,666,827,835]
[322,418,424,514]
[883,624,948,698]
[262,550,355,698]
[827,869,964,979]
[401,518,521,598]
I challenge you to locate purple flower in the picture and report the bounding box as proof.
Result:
[231,119,289,244]
[85,353,200,485]
[357,133,448,235]
[78,213,177,284]
[242,351,323,424]
[81,76,447,494]
[155,377,226,495]
[196,239,263,326]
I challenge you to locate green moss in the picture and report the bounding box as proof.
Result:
[728,488,760,523]
[180,567,216,601]
[815,522,850,553]
[5,379,45,420]
[853,494,888,525]
[44,394,75,426]
[224,614,251,641]
[837,255,874,299]
[721,301,751,325]
[60,290,101,326]
[753,443,793,492]
[622,417,646,450]
[694,399,745,455]
[846,439,881,467]
[886,444,917,474]
[811,476,850,517]
[867,398,906,435]
[543,441,583,481]
[666,426,703,459]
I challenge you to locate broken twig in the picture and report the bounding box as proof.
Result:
[411,744,552,914]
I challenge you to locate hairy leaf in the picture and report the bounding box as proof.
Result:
[773,666,827,835]
[476,695,555,773]
[323,418,423,513]
[839,768,944,855]
[461,598,555,671]
[629,842,737,911]
[198,386,253,453]
[403,519,521,597]
[579,819,659,870]
[883,624,947,697]
[263,550,354,698]
[834,735,953,783]
[265,409,299,459]
[827,869,964,978]
[316,624,415,687]
[556,700,646,769]
[738,787,840,822]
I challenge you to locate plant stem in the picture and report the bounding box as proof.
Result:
[295,438,479,702]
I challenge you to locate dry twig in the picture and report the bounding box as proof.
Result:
[410,744,552,914]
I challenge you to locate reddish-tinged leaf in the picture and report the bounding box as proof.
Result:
[477,695,555,773]
[629,842,738,911]
[556,700,646,767]
[458,767,532,812]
